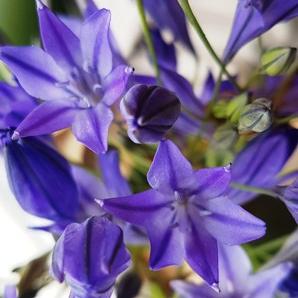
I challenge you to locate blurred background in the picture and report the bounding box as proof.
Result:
[0,0,298,297]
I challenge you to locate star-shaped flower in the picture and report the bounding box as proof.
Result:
[101,140,266,286]
[0,1,132,154]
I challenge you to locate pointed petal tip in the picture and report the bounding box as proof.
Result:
[35,0,45,10]
[11,131,20,141]
[95,199,104,208]
[224,163,232,172]
[125,66,135,75]
[211,283,220,293]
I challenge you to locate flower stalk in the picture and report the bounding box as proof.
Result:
[136,0,160,79]
[178,0,241,91]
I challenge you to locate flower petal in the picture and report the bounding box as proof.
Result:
[247,263,292,298]
[102,65,133,106]
[99,150,131,197]
[160,66,204,116]
[200,197,266,245]
[4,137,79,221]
[229,127,298,204]
[36,0,82,71]
[147,140,194,193]
[51,217,130,296]
[143,0,194,52]
[0,46,68,101]
[101,189,173,227]
[184,220,219,286]
[72,104,113,154]
[80,9,112,79]
[218,245,252,292]
[15,100,79,138]
[194,166,231,199]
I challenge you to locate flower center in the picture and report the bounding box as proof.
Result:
[57,66,103,108]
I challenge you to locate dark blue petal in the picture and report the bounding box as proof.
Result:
[143,0,194,52]
[4,137,79,222]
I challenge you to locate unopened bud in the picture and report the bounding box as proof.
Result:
[238,98,272,133]
[261,47,297,76]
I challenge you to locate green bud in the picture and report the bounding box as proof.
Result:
[238,98,272,133]
[226,93,248,124]
[261,47,297,76]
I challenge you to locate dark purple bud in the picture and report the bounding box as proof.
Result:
[121,84,181,144]
[51,216,131,298]
[4,135,79,222]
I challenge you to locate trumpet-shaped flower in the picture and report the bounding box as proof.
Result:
[224,0,298,61]
[101,140,266,286]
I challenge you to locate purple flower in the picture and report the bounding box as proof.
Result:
[143,0,194,52]
[101,140,265,286]
[0,1,132,154]
[3,134,79,222]
[171,244,291,297]
[51,216,131,298]
[224,0,298,61]
[121,84,181,143]
[229,127,298,204]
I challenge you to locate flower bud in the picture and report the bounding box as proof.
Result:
[121,84,181,144]
[261,47,297,76]
[238,98,272,133]
[51,216,131,298]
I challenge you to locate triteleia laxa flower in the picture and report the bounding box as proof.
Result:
[0,0,133,154]
[224,0,298,61]
[171,245,291,298]
[121,84,181,143]
[51,216,131,298]
[101,140,266,286]
[2,133,79,223]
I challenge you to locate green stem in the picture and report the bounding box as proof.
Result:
[136,0,160,79]
[249,234,289,255]
[275,114,298,125]
[178,0,241,91]
[231,182,280,198]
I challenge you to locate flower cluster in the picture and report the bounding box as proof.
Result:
[1,0,298,297]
